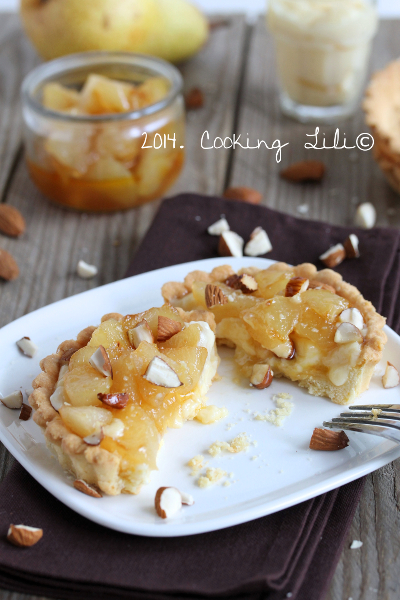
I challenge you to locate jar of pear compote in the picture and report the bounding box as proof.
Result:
[21,52,185,211]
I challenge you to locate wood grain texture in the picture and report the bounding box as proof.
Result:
[1,13,400,600]
[0,15,38,200]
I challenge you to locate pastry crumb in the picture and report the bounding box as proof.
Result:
[371,408,382,419]
[197,467,227,488]
[209,433,250,457]
[188,455,205,471]
[254,394,293,427]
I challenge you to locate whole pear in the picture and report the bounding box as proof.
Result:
[20,0,208,63]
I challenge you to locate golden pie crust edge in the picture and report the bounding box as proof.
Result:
[28,311,216,496]
[363,59,400,195]
[162,262,387,406]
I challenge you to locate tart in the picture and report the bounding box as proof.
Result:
[363,59,400,195]
[162,263,386,405]
[29,305,219,496]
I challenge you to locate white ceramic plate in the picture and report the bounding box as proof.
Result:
[1,257,400,537]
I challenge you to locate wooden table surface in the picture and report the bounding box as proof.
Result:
[1,14,400,600]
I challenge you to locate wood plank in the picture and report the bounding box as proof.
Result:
[227,18,400,229]
[0,15,39,199]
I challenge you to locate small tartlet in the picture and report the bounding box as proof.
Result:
[163,262,386,405]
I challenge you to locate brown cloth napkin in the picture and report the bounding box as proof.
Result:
[1,193,400,600]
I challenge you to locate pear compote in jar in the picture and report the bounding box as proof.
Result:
[21,52,185,211]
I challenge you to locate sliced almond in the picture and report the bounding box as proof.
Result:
[98,392,129,409]
[319,244,346,268]
[128,319,154,349]
[309,428,349,450]
[16,337,38,358]
[223,187,262,205]
[157,316,182,342]
[180,491,195,506]
[354,203,376,229]
[83,430,104,446]
[73,479,102,498]
[155,486,183,519]
[205,284,228,308]
[0,205,26,237]
[50,386,65,412]
[334,322,363,344]
[89,346,113,378]
[218,230,244,257]
[77,260,98,279]
[250,364,273,389]
[308,280,336,294]
[280,160,325,182]
[19,404,32,421]
[0,248,19,281]
[185,87,204,110]
[7,524,43,547]
[285,277,309,297]
[244,227,272,257]
[225,273,258,294]
[0,390,23,410]
[144,356,182,388]
[207,218,230,236]
[382,362,400,389]
[343,234,360,258]
[339,308,364,331]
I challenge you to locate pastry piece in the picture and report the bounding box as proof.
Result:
[29,305,219,496]
[364,59,400,195]
[163,263,386,405]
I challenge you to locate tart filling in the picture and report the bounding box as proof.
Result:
[29,305,219,496]
[162,262,386,405]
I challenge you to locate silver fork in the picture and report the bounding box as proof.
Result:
[323,405,400,443]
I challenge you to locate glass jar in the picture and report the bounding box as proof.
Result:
[267,0,378,123]
[21,52,185,211]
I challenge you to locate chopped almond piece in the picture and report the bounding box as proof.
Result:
[309,428,349,450]
[157,316,182,342]
[98,392,129,409]
[73,479,102,498]
[319,244,346,268]
[382,362,400,389]
[205,284,228,308]
[218,231,244,257]
[225,273,258,294]
[285,277,309,297]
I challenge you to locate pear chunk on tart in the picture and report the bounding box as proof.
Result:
[162,263,386,406]
[29,305,219,496]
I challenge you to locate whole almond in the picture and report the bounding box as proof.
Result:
[223,187,262,205]
[280,161,325,182]
[185,87,204,110]
[0,205,25,237]
[0,248,19,281]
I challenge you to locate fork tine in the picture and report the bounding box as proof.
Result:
[339,411,400,421]
[348,404,400,411]
[323,419,400,443]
